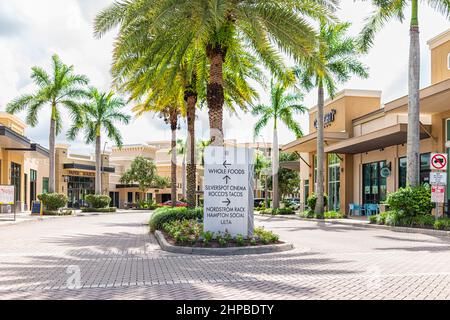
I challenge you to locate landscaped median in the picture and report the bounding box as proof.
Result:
[150,207,294,255]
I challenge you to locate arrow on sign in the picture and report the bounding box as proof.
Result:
[223,175,231,184]
[222,198,231,206]
[223,160,231,169]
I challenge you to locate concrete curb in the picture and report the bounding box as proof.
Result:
[255,213,450,238]
[154,230,294,256]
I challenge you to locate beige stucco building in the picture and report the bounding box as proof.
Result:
[283,28,450,215]
[108,141,204,208]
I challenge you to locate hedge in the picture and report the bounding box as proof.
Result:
[37,193,68,211]
[149,207,203,232]
[81,207,117,213]
[85,194,111,209]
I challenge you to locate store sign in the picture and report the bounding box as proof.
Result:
[430,153,448,171]
[67,170,95,177]
[431,186,446,203]
[0,185,14,205]
[314,109,336,128]
[430,172,447,186]
[203,146,254,237]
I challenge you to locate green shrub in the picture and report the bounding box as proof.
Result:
[433,218,450,230]
[385,211,404,226]
[149,207,203,232]
[277,208,294,215]
[81,207,117,213]
[201,231,214,246]
[235,234,245,246]
[299,210,315,218]
[85,194,111,209]
[137,199,160,210]
[38,193,68,211]
[254,227,279,244]
[412,214,435,228]
[162,219,202,244]
[385,185,432,216]
[260,208,275,215]
[323,211,345,219]
[306,193,328,211]
[43,209,73,216]
[369,215,378,224]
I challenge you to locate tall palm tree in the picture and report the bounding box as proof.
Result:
[254,151,270,201]
[295,22,369,215]
[358,0,450,187]
[6,54,89,193]
[252,81,307,209]
[134,94,182,208]
[67,88,131,194]
[94,0,337,146]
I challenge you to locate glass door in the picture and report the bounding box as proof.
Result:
[363,161,387,204]
[328,154,340,211]
[11,162,21,202]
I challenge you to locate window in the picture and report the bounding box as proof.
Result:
[328,154,341,211]
[30,169,37,202]
[398,153,431,188]
[42,178,49,194]
[363,161,387,204]
[303,180,309,204]
[11,162,21,202]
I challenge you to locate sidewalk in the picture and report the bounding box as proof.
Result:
[0,209,150,227]
[255,212,450,238]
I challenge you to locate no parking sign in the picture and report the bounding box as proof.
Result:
[430,153,448,171]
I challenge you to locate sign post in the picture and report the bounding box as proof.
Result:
[203,146,254,237]
[0,185,15,221]
[430,153,448,219]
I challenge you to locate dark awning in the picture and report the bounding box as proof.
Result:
[64,163,115,173]
[0,126,49,158]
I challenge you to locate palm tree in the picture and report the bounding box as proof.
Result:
[6,54,89,193]
[134,95,181,208]
[295,22,369,216]
[67,88,131,194]
[94,0,337,145]
[254,151,270,202]
[252,81,307,209]
[358,1,450,187]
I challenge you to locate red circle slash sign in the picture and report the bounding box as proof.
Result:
[432,154,447,170]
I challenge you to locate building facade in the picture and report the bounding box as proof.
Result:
[0,112,49,212]
[283,28,450,215]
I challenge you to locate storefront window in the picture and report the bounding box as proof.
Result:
[328,154,340,211]
[30,169,37,202]
[11,162,21,202]
[42,177,49,194]
[67,176,95,208]
[303,180,309,204]
[398,153,431,188]
[362,161,387,204]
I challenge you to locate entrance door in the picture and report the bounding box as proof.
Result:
[11,162,21,202]
[328,154,340,211]
[362,161,387,204]
[109,192,119,208]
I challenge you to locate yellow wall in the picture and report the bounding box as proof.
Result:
[431,40,450,85]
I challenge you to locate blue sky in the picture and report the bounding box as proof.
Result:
[0,0,449,155]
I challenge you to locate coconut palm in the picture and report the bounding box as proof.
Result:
[172,139,187,200]
[358,0,450,187]
[295,22,369,216]
[6,54,89,193]
[67,88,131,194]
[252,81,307,209]
[254,151,270,203]
[94,0,337,145]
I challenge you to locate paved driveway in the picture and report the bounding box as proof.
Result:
[1,212,450,300]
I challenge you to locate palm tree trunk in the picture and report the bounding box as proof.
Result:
[315,82,325,216]
[272,123,279,210]
[181,155,186,199]
[207,47,225,146]
[186,94,197,208]
[95,134,102,194]
[170,111,178,208]
[407,0,420,187]
[49,105,56,193]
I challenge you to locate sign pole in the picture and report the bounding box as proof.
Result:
[430,153,448,219]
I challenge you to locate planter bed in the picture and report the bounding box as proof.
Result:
[81,207,117,213]
[155,230,294,255]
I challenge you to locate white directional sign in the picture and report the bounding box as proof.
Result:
[430,171,447,186]
[203,146,254,237]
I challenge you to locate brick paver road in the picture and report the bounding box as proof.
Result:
[1,212,450,300]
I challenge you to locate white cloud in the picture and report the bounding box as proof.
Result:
[0,0,449,153]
